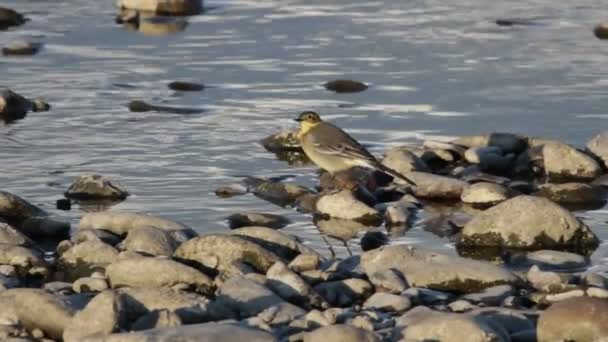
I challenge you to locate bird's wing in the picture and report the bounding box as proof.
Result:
[309,123,379,165]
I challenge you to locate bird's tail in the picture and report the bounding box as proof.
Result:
[375,163,417,186]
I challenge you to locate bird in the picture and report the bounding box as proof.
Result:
[295,111,416,186]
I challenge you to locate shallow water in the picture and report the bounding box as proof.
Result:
[1,0,607,262]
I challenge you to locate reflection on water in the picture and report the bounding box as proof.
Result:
[1,0,608,263]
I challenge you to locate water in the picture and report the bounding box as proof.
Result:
[1,0,607,261]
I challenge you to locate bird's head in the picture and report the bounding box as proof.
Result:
[295,111,322,136]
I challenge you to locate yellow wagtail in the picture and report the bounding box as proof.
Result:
[295,111,416,186]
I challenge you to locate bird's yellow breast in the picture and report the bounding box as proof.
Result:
[297,121,320,138]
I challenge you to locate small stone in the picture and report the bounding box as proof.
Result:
[461,285,514,306]
[542,141,602,182]
[118,287,209,323]
[119,226,179,256]
[2,40,40,56]
[32,98,50,112]
[538,296,608,342]
[72,277,109,293]
[229,226,319,261]
[523,250,587,270]
[266,261,327,309]
[43,281,73,295]
[582,272,608,288]
[168,81,204,91]
[226,212,291,230]
[363,293,411,313]
[0,222,32,246]
[246,177,311,207]
[72,229,122,246]
[117,0,203,15]
[214,183,248,198]
[526,265,565,292]
[259,130,301,152]
[56,198,71,211]
[448,299,477,312]
[594,23,608,40]
[461,182,512,207]
[587,130,608,167]
[128,100,155,112]
[403,287,453,305]
[587,287,608,299]
[288,253,321,273]
[544,289,585,303]
[0,244,47,277]
[360,231,388,251]
[324,80,368,93]
[130,309,182,331]
[367,269,408,294]
[314,278,373,307]
[0,7,26,30]
[65,174,129,200]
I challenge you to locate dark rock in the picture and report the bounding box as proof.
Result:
[495,18,540,26]
[259,130,301,152]
[65,174,129,200]
[72,229,122,246]
[537,297,608,342]
[19,216,70,240]
[461,285,514,306]
[226,212,291,230]
[313,278,373,307]
[128,100,154,112]
[324,80,368,93]
[594,23,608,40]
[0,7,26,30]
[2,41,40,56]
[246,177,312,207]
[359,231,388,251]
[56,198,71,211]
[127,100,202,114]
[458,195,599,252]
[454,133,527,154]
[0,90,35,123]
[168,81,204,91]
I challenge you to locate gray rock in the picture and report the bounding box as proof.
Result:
[586,130,608,169]
[458,195,598,250]
[72,229,122,246]
[226,212,291,230]
[106,257,213,294]
[471,307,535,336]
[130,309,182,331]
[537,297,608,342]
[118,287,208,324]
[0,289,76,340]
[367,269,409,294]
[384,202,415,230]
[381,147,429,175]
[315,190,381,223]
[406,172,468,200]
[0,244,47,277]
[361,245,519,293]
[288,253,321,273]
[304,324,378,342]
[542,141,602,182]
[363,293,411,313]
[266,261,326,309]
[214,183,248,198]
[57,240,119,281]
[117,0,203,15]
[461,182,512,207]
[119,226,179,256]
[524,250,587,269]
[0,191,46,221]
[259,130,301,152]
[256,301,308,326]
[462,285,514,306]
[230,226,319,261]
[73,276,109,293]
[534,183,606,205]
[81,322,276,342]
[314,278,373,307]
[175,234,282,274]
[65,175,129,200]
[448,299,477,312]
[454,133,527,154]
[526,265,565,292]
[63,291,128,342]
[403,287,453,305]
[208,276,290,319]
[245,177,312,207]
[394,310,509,342]
[0,223,32,246]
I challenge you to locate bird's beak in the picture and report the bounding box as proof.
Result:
[294,118,302,122]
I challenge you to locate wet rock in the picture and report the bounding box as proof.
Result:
[174,234,282,274]
[1,289,76,340]
[57,240,119,281]
[119,226,179,256]
[464,146,502,164]
[363,293,411,313]
[117,0,203,15]
[0,191,45,222]
[582,272,608,288]
[304,324,378,342]
[381,147,429,175]
[538,296,608,342]
[72,229,122,246]
[226,212,291,230]
[0,7,25,30]
[259,130,301,152]
[128,100,155,112]
[65,174,129,200]
[541,141,602,182]
[118,287,208,323]
[106,257,213,294]
[121,13,189,36]
[73,276,109,293]
[454,133,527,154]
[367,268,408,294]
[19,216,70,240]
[360,230,388,251]
[63,291,128,342]
[0,244,47,277]
[523,250,587,270]
[526,265,565,292]
[461,182,512,207]
[458,195,599,251]
[586,130,608,168]
[448,299,477,312]
[361,245,519,293]
[266,261,327,309]
[2,40,40,56]
[323,80,368,93]
[534,182,606,206]
[247,178,312,207]
[403,287,453,305]
[127,100,202,114]
[314,217,377,247]
[230,226,320,261]
[31,97,50,112]
[209,276,295,319]
[0,223,32,246]
[56,198,71,211]
[461,285,514,306]
[168,81,204,92]
[406,172,468,200]
[131,309,182,331]
[314,278,373,307]
[464,147,514,173]
[394,310,509,342]
[384,202,415,233]
[79,212,195,241]
[495,18,540,26]
[316,190,381,223]
[82,322,275,342]
[0,274,21,290]
[288,253,321,273]
[0,90,35,123]
[594,23,608,40]
[214,183,248,198]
